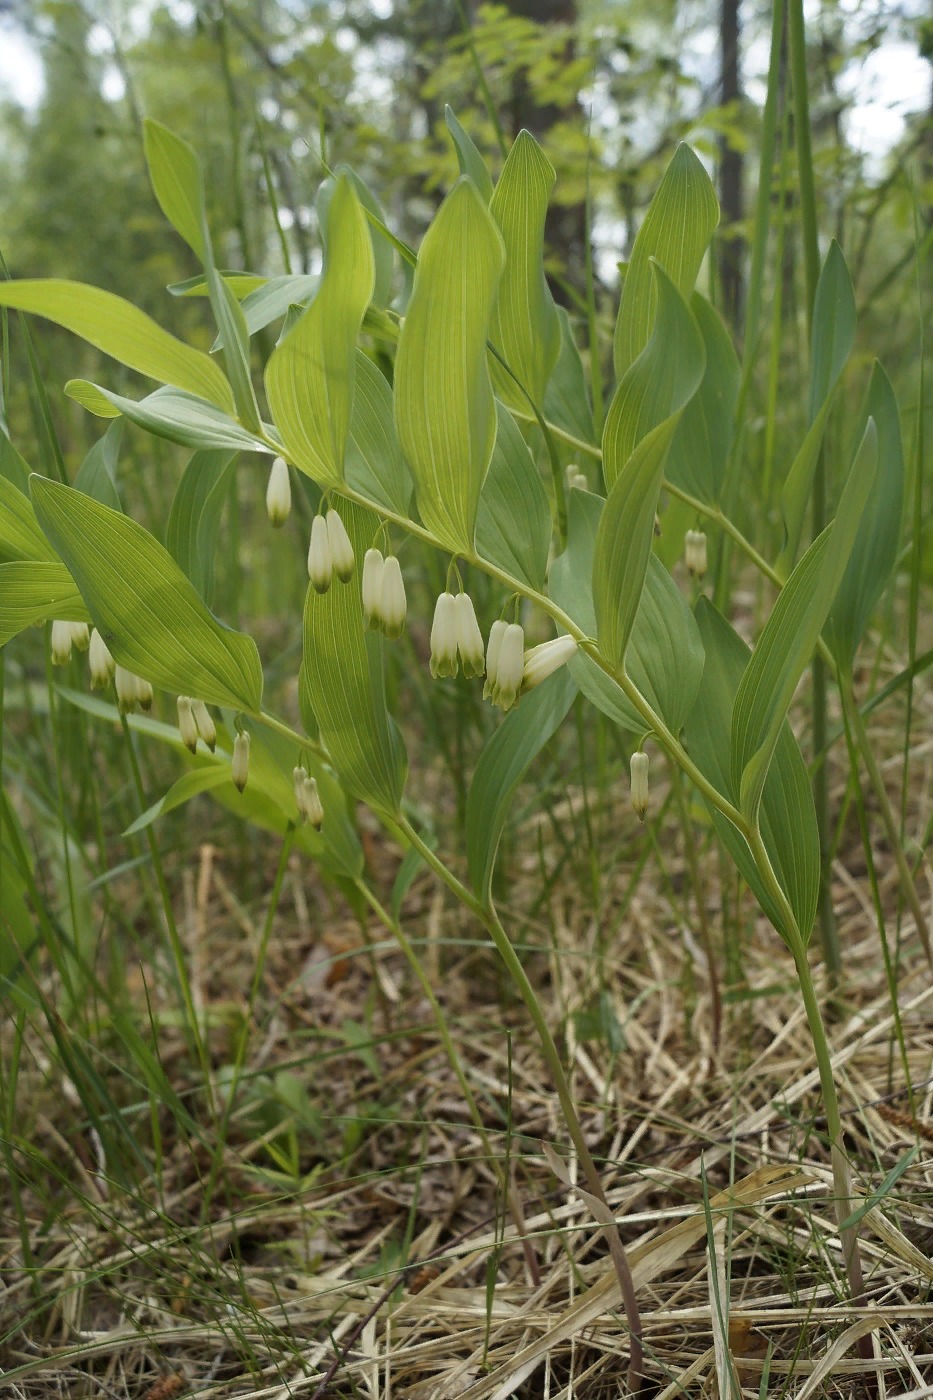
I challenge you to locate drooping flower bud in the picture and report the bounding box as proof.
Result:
[265,455,291,527]
[135,675,154,712]
[307,515,333,593]
[191,699,216,752]
[685,529,708,577]
[454,592,485,678]
[88,628,115,689]
[177,696,199,753]
[361,548,385,629]
[115,664,144,714]
[429,592,459,679]
[232,731,250,792]
[293,764,309,813]
[522,634,578,691]
[326,508,355,583]
[630,751,649,821]
[489,623,524,711]
[380,555,407,639]
[50,620,74,666]
[565,464,588,492]
[300,775,324,829]
[69,621,90,652]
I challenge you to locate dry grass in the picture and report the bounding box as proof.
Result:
[2,681,932,1399]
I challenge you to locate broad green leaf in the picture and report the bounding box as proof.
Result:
[594,270,705,668]
[446,105,494,204]
[345,353,411,516]
[394,177,505,554]
[489,130,561,410]
[74,421,123,511]
[65,382,270,455]
[543,307,595,447]
[0,562,86,645]
[466,669,577,901]
[550,487,704,735]
[0,475,57,563]
[0,428,31,491]
[603,263,706,489]
[733,418,878,820]
[265,175,374,487]
[666,294,740,505]
[475,403,551,589]
[686,599,819,945]
[124,766,231,834]
[826,362,904,667]
[31,477,263,712]
[613,144,719,376]
[299,501,406,813]
[60,690,362,877]
[169,271,267,298]
[778,241,856,570]
[165,449,237,605]
[0,280,234,412]
[318,165,394,308]
[223,275,317,345]
[145,120,259,432]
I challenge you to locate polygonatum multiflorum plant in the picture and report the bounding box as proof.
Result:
[0,111,911,1383]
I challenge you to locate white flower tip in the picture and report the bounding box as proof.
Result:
[454,592,485,679]
[489,623,525,711]
[88,628,115,688]
[327,508,355,583]
[361,548,385,629]
[50,620,74,666]
[685,529,707,577]
[266,455,292,527]
[177,696,199,753]
[429,593,459,679]
[380,555,407,639]
[308,515,333,593]
[232,732,251,793]
[301,776,324,829]
[630,751,650,820]
[191,699,216,752]
[522,634,578,691]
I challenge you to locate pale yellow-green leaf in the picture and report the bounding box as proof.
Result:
[613,144,719,377]
[265,175,374,486]
[0,280,234,412]
[489,130,561,410]
[0,475,57,563]
[394,177,505,554]
[0,562,87,646]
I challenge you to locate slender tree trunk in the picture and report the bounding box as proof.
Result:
[719,0,744,327]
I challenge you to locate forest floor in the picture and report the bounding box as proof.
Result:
[2,681,933,1399]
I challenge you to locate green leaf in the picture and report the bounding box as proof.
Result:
[543,307,595,447]
[265,174,374,487]
[489,130,561,410]
[613,143,719,377]
[0,427,31,492]
[165,450,237,605]
[666,294,740,505]
[124,766,231,835]
[732,418,878,821]
[0,279,234,412]
[475,403,551,589]
[65,382,270,455]
[299,501,407,813]
[144,119,260,433]
[594,269,705,668]
[686,599,819,944]
[466,669,577,901]
[0,475,57,563]
[0,562,86,646]
[318,165,394,308]
[778,241,856,570]
[446,105,494,204]
[345,353,411,516]
[169,271,267,299]
[30,477,263,712]
[394,177,505,554]
[550,487,704,735]
[826,362,904,667]
[73,421,124,511]
[226,275,317,344]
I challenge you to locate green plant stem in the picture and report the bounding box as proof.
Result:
[396,813,645,1392]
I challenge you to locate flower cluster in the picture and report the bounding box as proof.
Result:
[176,696,217,753]
[429,595,578,712]
[308,509,355,593]
[50,620,90,666]
[293,765,324,828]
[362,549,407,638]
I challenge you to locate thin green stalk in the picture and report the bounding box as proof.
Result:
[396,814,645,1392]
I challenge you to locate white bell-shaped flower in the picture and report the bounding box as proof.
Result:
[361,548,385,630]
[115,664,149,714]
[88,628,115,689]
[522,634,578,690]
[489,623,524,711]
[483,620,508,701]
[50,620,74,666]
[191,699,216,752]
[307,515,333,593]
[685,529,708,577]
[380,556,407,639]
[265,455,291,527]
[177,696,199,753]
[454,593,485,678]
[630,751,650,820]
[69,622,90,652]
[300,775,324,829]
[135,675,154,712]
[232,731,250,793]
[429,592,459,678]
[326,508,355,583]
